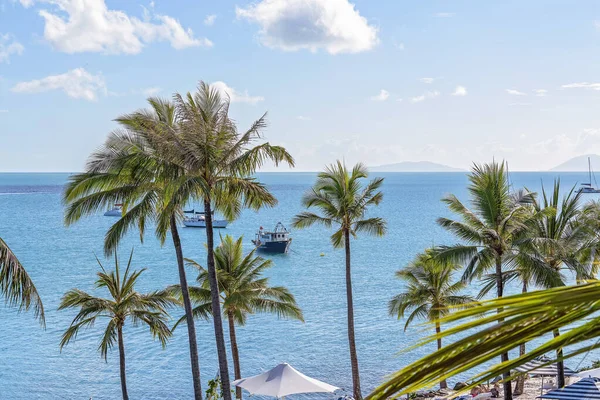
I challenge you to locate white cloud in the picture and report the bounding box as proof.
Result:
[204,14,216,26]
[506,89,526,96]
[21,0,212,54]
[0,33,24,63]
[434,12,455,18]
[534,129,600,156]
[142,87,161,96]
[0,109,8,113]
[396,42,405,51]
[509,102,532,106]
[11,68,106,101]
[533,89,548,97]
[211,81,264,105]
[236,0,378,54]
[452,86,467,96]
[296,115,311,120]
[595,20,600,30]
[410,90,440,103]
[370,89,389,101]
[419,77,434,84]
[561,82,600,91]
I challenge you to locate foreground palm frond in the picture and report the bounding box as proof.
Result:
[0,237,45,325]
[368,281,600,400]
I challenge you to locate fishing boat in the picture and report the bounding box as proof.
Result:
[252,222,292,253]
[183,210,228,228]
[104,204,123,217]
[577,157,600,193]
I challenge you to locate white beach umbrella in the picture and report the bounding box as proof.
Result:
[578,368,600,379]
[232,363,339,398]
[538,377,600,399]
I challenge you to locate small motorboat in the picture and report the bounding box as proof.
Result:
[183,210,228,228]
[104,204,123,217]
[252,222,292,253]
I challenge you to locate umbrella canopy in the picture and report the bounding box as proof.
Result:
[516,358,577,377]
[539,377,600,399]
[578,368,600,379]
[232,363,339,398]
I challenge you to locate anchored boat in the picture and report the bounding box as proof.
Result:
[577,157,600,193]
[183,210,228,228]
[252,222,292,253]
[104,204,123,217]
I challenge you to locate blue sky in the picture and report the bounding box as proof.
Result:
[1,0,600,171]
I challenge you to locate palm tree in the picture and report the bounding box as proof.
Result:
[514,180,598,389]
[173,82,295,400]
[63,98,205,399]
[0,237,44,324]
[172,235,304,399]
[367,281,600,400]
[59,252,176,400]
[435,161,536,400]
[389,250,474,390]
[292,161,386,400]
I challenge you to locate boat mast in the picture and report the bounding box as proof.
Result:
[590,157,593,186]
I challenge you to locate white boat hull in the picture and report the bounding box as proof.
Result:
[183,219,228,228]
[104,209,122,217]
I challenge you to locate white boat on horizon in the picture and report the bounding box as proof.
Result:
[183,210,228,228]
[104,204,123,217]
[577,157,600,194]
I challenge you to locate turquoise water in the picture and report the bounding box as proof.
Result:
[0,172,598,399]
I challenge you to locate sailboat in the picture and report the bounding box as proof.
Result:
[577,157,600,193]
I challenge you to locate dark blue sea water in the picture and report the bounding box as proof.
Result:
[0,172,598,399]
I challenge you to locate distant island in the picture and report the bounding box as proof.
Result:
[369,161,465,172]
[550,154,600,171]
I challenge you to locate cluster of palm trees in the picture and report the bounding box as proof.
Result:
[59,82,387,400]
[8,83,590,400]
[378,161,600,400]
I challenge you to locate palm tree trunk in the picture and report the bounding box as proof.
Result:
[170,216,203,400]
[496,256,513,400]
[228,312,242,400]
[204,199,232,400]
[117,325,129,400]
[554,329,565,387]
[514,282,527,395]
[435,323,447,390]
[344,229,362,400]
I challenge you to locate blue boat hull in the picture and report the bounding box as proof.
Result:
[253,240,291,253]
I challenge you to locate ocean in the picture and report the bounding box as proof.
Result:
[0,171,597,399]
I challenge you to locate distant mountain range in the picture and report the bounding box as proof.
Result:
[550,154,600,171]
[369,161,465,172]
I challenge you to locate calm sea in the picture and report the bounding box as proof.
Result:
[0,172,597,399]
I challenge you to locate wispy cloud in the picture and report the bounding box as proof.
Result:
[419,77,434,84]
[0,109,8,113]
[561,82,600,90]
[11,68,106,101]
[434,12,455,18]
[142,87,161,96]
[411,90,440,103]
[296,115,311,121]
[533,89,548,97]
[509,102,532,106]
[0,33,24,63]
[204,14,216,26]
[370,89,390,101]
[506,89,526,96]
[211,81,264,104]
[452,86,467,96]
